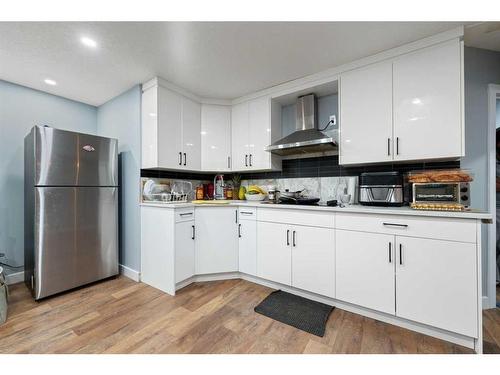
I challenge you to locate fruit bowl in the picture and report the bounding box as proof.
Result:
[245,193,266,201]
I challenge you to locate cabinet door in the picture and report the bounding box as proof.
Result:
[256,222,291,285]
[238,219,257,276]
[141,207,175,295]
[393,40,462,161]
[336,230,395,314]
[248,96,271,170]
[395,237,477,337]
[340,61,393,165]
[195,207,238,274]
[181,97,201,170]
[175,220,195,283]
[141,86,158,168]
[201,104,231,171]
[292,226,335,298]
[231,102,249,171]
[157,86,183,169]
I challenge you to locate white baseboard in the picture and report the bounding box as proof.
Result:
[5,271,24,285]
[119,264,140,282]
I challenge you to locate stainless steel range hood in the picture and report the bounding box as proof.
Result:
[266,94,337,156]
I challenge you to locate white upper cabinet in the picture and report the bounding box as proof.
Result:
[231,96,280,172]
[201,104,232,171]
[340,61,393,165]
[181,97,201,170]
[141,81,201,170]
[339,39,463,165]
[393,40,463,161]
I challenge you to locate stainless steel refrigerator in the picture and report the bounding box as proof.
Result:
[24,126,119,300]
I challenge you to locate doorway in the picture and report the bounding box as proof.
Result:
[489,84,500,308]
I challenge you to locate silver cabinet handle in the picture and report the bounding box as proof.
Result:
[240,211,253,215]
[228,156,231,169]
[292,231,296,247]
[245,154,248,167]
[396,137,400,155]
[399,243,403,265]
[387,138,391,156]
[192,225,195,240]
[238,223,241,238]
[383,222,408,228]
[286,230,290,246]
[388,242,392,263]
[183,152,187,166]
[249,154,253,166]
[178,152,182,165]
[179,212,193,217]
[235,210,238,223]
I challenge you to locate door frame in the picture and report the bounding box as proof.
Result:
[487,84,500,308]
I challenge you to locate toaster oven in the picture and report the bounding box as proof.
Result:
[412,182,470,208]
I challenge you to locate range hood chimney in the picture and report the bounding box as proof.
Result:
[266,94,337,156]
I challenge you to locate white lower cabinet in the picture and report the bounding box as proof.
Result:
[336,230,396,315]
[175,220,195,283]
[257,220,335,297]
[395,237,478,337]
[256,222,291,285]
[291,226,335,298]
[238,218,257,276]
[195,207,238,274]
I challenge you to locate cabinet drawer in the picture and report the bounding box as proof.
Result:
[238,207,256,221]
[175,208,195,223]
[257,208,334,228]
[336,212,476,243]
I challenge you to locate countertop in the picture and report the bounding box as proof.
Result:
[140,200,492,220]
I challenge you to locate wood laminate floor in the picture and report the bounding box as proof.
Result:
[1,276,499,354]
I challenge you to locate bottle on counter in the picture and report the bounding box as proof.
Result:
[225,182,233,199]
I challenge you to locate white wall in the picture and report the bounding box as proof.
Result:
[96,85,142,273]
[0,80,97,273]
[461,47,500,294]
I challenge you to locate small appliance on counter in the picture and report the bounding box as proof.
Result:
[408,169,472,211]
[359,171,405,207]
[214,174,225,200]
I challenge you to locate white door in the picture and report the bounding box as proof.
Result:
[339,61,393,165]
[157,86,183,169]
[393,40,462,161]
[141,86,158,168]
[395,237,477,337]
[231,102,249,171]
[175,220,195,283]
[238,219,257,276]
[201,104,231,171]
[195,207,238,274]
[181,97,201,170]
[292,226,335,298]
[256,222,291,285]
[336,230,395,314]
[248,96,271,170]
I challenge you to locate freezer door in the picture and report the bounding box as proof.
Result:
[34,126,118,186]
[34,187,118,299]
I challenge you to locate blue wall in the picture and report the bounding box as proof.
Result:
[97,85,142,273]
[0,80,97,272]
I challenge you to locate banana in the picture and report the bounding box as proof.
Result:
[247,185,265,194]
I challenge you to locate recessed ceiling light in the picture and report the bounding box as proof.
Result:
[44,78,57,86]
[80,36,97,48]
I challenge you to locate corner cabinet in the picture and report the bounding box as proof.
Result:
[201,104,232,171]
[141,81,201,170]
[231,96,281,172]
[339,38,464,165]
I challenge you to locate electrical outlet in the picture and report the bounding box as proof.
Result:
[329,115,337,125]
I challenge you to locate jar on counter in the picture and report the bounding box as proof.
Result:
[225,182,233,199]
[196,185,204,200]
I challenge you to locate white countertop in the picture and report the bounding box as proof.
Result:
[140,200,492,220]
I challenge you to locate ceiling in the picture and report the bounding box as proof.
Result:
[0,22,484,106]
